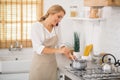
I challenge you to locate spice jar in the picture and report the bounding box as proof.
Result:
[70,5,78,17]
[89,7,102,18]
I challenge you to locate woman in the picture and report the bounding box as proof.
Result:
[29,4,73,80]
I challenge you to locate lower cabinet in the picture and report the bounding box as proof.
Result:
[58,72,71,80]
[0,73,29,80]
[58,71,65,80]
[65,76,72,80]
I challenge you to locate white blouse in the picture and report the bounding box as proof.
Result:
[31,22,63,55]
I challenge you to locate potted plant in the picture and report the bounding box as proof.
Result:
[74,32,80,52]
[73,32,80,58]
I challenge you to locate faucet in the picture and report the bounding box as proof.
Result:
[9,41,22,51]
[14,41,19,48]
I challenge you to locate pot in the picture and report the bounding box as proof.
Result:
[70,59,87,70]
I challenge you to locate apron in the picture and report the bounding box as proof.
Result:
[29,28,58,80]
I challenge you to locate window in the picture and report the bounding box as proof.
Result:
[0,0,43,48]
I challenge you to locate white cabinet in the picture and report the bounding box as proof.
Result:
[58,69,65,80]
[0,73,29,80]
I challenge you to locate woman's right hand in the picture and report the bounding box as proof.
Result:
[59,46,75,60]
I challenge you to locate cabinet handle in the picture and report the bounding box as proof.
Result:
[60,75,63,78]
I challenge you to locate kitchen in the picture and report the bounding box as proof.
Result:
[0,0,120,80]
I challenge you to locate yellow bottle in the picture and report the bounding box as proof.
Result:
[83,44,93,56]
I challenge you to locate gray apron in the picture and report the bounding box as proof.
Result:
[29,28,58,80]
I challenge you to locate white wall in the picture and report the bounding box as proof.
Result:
[43,0,120,60]
[100,7,120,60]
[44,0,85,54]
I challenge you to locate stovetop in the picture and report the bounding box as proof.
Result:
[65,66,120,80]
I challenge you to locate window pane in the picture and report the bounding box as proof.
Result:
[23,4,37,21]
[5,23,21,40]
[23,23,32,40]
[5,5,21,21]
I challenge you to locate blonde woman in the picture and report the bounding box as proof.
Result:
[29,4,73,80]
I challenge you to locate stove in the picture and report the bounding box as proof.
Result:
[65,67,120,80]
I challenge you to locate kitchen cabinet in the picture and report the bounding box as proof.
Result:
[84,0,120,7]
[0,48,33,80]
[65,76,72,80]
[0,73,29,80]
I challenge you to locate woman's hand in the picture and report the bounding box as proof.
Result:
[59,46,76,60]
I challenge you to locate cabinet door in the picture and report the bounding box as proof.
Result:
[84,0,120,7]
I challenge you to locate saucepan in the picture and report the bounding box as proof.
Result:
[70,59,87,70]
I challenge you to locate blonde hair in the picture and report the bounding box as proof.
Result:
[39,4,65,22]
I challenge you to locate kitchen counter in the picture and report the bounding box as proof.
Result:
[58,63,120,80]
[56,54,86,80]
[57,60,96,80]
[56,54,120,80]
[58,66,80,80]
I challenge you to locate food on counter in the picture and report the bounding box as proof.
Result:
[83,44,93,56]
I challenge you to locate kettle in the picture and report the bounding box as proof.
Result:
[102,58,112,73]
[102,53,117,73]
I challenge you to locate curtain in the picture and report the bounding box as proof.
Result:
[0,0,43,48]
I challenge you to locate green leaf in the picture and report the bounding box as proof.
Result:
[74,32,80,52]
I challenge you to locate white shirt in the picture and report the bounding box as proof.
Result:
[31,22,63,55]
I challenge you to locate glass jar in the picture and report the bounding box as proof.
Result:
[70,5,78,17]
[89,7,102,18]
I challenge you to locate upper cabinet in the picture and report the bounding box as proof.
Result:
[84,0,120,7]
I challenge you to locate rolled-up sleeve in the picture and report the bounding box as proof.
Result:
[31,23,45,55]
[33,44,45,55]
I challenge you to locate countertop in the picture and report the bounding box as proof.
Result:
[58,66,81,80]
[57,60,96,80]
[56,54,89,80]
[58,62,120,80]
[56,54,120,80]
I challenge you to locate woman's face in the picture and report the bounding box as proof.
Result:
[49,11,65,26]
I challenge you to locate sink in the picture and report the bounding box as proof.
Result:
[0,48,33,61]
[0,48,33,73]
[0,55,33,61]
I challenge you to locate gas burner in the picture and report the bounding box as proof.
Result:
[65,66,120,80]
[65,67,86,77]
